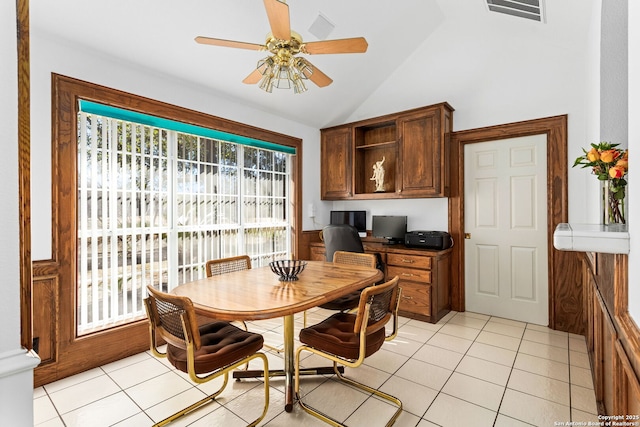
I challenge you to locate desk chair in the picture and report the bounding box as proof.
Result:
[206,255,282,353]
[295,276,402,427]
[322,224,366,262]
[144,285,269,427]
[319,225,383,313]
[322,250,377,311]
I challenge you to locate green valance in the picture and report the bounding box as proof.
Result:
[78,100,296,155]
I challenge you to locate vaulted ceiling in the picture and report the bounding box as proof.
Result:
[31,0,593,128]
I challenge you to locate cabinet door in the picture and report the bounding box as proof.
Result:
[398,108,443,196]
[321,126,353,199]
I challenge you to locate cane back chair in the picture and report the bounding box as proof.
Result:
[144,285,269,427]
[205,255,282,353]
[205,255,252,278]
[295,276,402,426]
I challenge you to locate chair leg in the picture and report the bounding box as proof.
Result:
[295,345,402,427]
[153,352,270,427]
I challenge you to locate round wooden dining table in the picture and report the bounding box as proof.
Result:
[172,260,383,412]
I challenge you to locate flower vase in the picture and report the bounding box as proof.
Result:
[601,179,626,225]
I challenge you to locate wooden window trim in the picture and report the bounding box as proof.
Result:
[33,74,302,385]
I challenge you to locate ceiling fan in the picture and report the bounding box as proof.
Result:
[195,0,368,93]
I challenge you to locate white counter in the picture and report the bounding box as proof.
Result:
[553,223,630,254]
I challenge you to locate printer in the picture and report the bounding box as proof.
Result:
[405,230,453,250]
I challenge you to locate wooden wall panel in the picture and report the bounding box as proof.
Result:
[597,291,616,413]
[18,0,33,351]
[584,253,640,416]
[583,256,595,354]
[615,341,640,416]
[553,251,584,333]
[596,254,616,313]
[32,276,57,364]
[299,230,322,260]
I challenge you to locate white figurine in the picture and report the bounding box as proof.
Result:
[370,156,385,192]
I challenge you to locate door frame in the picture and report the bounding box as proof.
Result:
[449,115,584,332]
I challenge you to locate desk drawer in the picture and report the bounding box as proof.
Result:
[387,253,431,269]
[398,282,431,316]
[387,266,431,284]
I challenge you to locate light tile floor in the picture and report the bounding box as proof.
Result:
[34,309,599,426]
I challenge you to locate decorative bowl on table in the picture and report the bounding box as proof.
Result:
[269,260,307,281]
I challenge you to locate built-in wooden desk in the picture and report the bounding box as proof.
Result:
[309,240,452,323]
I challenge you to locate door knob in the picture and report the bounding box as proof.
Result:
[465,233,471,239]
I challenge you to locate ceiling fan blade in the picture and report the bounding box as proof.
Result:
[303,37,368,54]
[263,0,291,40]
[195,36,264,51]
[242,68,263,85]
[302,62,333,87]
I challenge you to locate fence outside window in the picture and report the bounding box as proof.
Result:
[77,111,291,335]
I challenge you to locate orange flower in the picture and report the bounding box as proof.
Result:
[616,158,629,171]
[586,147,600,162]
[609,165,625,179]
[600,150,617,163]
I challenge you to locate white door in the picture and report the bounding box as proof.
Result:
[464,135,548,325]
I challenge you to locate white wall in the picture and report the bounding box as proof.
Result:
[599,1,638,322]
[320,3,600,233]
[601,1,628,146]
[30,32,321,260]
[346,2,599,226]
[0,0,21,354]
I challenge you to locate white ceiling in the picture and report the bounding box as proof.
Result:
[30,0,593,128]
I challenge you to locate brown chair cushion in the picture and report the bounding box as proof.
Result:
[299,312,386,360]
[167,321,264,374]
[319,291,361,311]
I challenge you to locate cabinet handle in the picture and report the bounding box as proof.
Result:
[401,259,414,263]
[402,273,415,277]
[402,295,413,300]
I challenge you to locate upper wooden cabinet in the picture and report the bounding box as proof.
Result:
[320,126,353,199]
[320,102,453,200]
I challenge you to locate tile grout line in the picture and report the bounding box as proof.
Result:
[491,317,528,427]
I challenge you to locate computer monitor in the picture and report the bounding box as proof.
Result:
[372,215,407,244]
[329,210,366,233]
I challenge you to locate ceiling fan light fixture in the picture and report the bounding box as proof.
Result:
[293,57,312,77]
[257,56,276,75]
[292,75,308,94]
[257,55,309,94]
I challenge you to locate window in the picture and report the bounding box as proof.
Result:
[76,107,292,334]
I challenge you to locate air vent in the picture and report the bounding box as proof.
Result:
[308,12,335,40]
[486,0,545,22]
